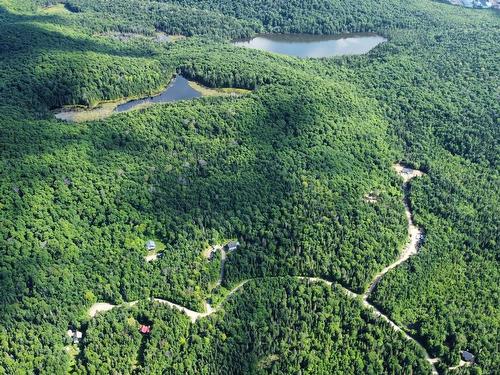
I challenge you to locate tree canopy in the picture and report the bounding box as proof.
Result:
[0,0,498,374]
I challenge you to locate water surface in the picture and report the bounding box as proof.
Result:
[115,75,201,112]
[233,33,386,58]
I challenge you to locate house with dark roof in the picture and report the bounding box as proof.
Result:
[461,350,475,362]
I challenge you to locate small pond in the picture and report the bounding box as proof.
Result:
[115,75,201,112]
[233,33,386,58]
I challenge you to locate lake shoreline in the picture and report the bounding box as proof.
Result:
[233,32,387,58]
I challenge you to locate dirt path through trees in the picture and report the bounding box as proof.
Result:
[364,164,425,296]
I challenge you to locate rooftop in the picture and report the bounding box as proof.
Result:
[461,351,475,362]
[227,241,240,250]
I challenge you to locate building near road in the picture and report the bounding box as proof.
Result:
[226,241,240,252]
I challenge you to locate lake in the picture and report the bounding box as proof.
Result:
[233,33,386,58]
[115,75,201,112]
[55,76,249,123]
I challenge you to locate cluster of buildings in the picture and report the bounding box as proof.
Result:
[207,241,240,260]
[446,0,496,8]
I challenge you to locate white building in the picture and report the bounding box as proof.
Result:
[146,240,156,251]
[227,241,240,252]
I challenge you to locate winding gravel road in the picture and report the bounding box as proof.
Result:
[87,164,443,373]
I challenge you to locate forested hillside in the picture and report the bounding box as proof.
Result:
[77,278,431,374]
[0,0,498,374]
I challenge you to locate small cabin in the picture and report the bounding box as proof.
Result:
[146,240,156,251]
[67,329,83,344]
[139,325,151,334]
[226,241,240,252]
[402,167,413,175]
[461,350,475,362]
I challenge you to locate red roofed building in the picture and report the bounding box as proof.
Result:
[139,325,151,334]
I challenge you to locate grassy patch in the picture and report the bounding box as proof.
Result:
[258,354,280,370]
[55,101,119,123]
[41,3,71,15]
[162,34,186,42]
[188,81,251,97]
[65,345,80,372]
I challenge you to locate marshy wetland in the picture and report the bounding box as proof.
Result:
[55,76,249,122]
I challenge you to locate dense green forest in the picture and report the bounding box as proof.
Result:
[0,0,498,374]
